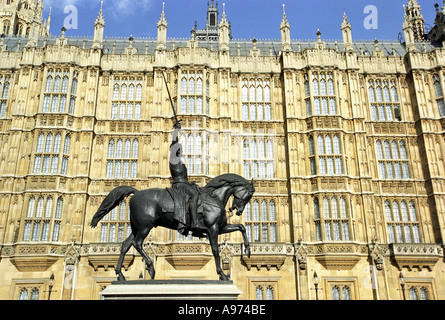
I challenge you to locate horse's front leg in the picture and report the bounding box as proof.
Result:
[208,224,230,281]
[220,224,251,258]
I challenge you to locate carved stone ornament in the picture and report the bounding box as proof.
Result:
[312,243,365,270]
[65,237,80,266]
[84,243,135,271]
[294,239,308,271]
[241,243,292,271]
[368,239,388,271]
[390,243,443,271]
[160,243,212,270]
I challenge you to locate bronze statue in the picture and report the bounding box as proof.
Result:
[91,166,254,281]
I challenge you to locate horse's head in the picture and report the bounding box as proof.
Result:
[229,179,256,216]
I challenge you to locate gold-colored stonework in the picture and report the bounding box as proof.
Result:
[0,0,444,300]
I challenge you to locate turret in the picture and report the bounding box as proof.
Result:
[404,0,426,41]
[219,3,230,51]
[341,13,353,52]
[403,11,419,52]
[92,1,105,49]
[280,4,291,52]
[156,2,167,51]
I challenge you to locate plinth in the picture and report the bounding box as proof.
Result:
[100,280,242,300]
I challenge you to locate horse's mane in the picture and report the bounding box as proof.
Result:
[201,173,251,197]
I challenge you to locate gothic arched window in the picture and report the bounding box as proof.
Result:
[245,199,277,243]
[385,199,421,244]
[106,138,139,178]
[43,69,76,114]
[314,196,351,241]
[22,195,63,243]
[241,79,272,120]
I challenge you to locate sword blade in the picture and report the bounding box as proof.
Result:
[162,71,179,124]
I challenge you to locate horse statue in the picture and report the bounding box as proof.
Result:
[90,173,255,281]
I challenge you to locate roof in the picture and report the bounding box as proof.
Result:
[0,35,439,57]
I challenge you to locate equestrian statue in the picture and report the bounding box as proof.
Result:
[90,73,255,282]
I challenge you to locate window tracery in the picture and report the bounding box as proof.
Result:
[305,72,337,116]
[22,195,63,242]
[106,138,139,178]
[243,139,274,179]
[376,140,410,179]
[433,74,445,117]
[0,74,11,117]
[33,133,71,175]
[245,200,277,243]
[384,200,421,243]
[111,77,142,120]
[43,69,78,114]
[178,71,208,115]
[314,196,351,241]
[309,134,343,176]
[368,79,401,121]
[242,78,272,121]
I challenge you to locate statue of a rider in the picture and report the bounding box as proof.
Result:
[169,121,200,236]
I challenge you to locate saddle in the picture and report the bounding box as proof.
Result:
[162,187,205,237]
[162,187,203,213]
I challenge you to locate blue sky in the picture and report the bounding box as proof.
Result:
[42,0,437,41]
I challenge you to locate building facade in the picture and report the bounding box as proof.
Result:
[0,0,445,300]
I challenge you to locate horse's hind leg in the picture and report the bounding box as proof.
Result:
[115,233,134,281]
[133,226,156,280]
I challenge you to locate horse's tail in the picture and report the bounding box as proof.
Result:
[90,186,138,228]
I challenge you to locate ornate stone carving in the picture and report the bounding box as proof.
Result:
[6,244,65,272]
[84,243,135,271]
[158,242,212,270]
[389,243,443,271]
[368,239,389,271]
[241,243,292,271]
[294,239,308,271]
[310,243,366,270]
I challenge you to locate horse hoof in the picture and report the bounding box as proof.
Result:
[219,273,230,281]
[117,274,126,282]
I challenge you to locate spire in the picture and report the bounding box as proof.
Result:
[280,4,290,29]
[45,6,52,36]
[93,1,105,48]
[219,2,230,51]
[341,12,353,52]
[158,1,167,27]
[221,2,227,24]
[341,12,351,30]
[157,2,168,51]
[95,0,105,26]
[280,4,291,51]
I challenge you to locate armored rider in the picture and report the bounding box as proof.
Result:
[169,121,200,235]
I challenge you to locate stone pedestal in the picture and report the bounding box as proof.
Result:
[100,280,242,300]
